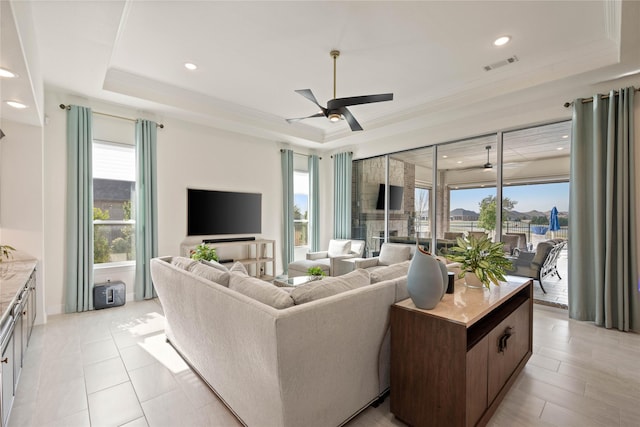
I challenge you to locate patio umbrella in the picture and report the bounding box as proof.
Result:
[549,206,560,237]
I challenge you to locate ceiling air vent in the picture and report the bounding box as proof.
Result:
[483,55,519,72]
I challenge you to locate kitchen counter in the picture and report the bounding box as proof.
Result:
[0,260,37,325]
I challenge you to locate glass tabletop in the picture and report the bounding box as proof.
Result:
[273,275,322,287]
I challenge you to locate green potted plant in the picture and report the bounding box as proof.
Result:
[447,234,511,289]
[190,243,219,262]
[307,266,326,278]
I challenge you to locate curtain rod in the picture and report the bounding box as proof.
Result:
[279,148,322,160]
[563,87,640,108]
[59,104,164,128]
[330,151,353,159]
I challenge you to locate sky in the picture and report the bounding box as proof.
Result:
[293,171,569,215]
[450,182,570,213]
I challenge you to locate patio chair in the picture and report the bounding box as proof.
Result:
[500,234,520,255]
[506,239,566,293]
[467,231,489,240]
[443,231,464,241]
[505,232,528,251]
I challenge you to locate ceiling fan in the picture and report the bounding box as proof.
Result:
[456,145,523,172]
[286,50,393,131]
[457,145,495,172]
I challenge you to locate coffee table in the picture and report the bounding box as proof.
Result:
[272,275,322,287]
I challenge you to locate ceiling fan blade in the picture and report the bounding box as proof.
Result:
[286,112,325,123]
[339,107,363,131]
[328,93,393,109]
[295,89,326,112]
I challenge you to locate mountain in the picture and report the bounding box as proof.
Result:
[450,208,568,221]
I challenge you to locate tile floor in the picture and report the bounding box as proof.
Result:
[10,296,640,426]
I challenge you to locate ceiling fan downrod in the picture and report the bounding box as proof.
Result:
[329,50,341,122]
[331,50,340,100]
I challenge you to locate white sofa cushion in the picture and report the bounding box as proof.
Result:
[229,273,294,309]
[229,261,249,275]
[171,256,197,270]
[370,261,411,284]
[289,269,370,305]
[379,244,411,266]
[201,259,229,272]
[328,240,351,257]
[189,262,230,286]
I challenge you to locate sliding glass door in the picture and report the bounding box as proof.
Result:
[352,120,571,264]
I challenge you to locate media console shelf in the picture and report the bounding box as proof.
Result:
[181,239,276,281]
[390,278,533,427]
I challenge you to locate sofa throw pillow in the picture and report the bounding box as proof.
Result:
[189,262,230,287]
[290,269,370,305]
[370,260,411,284]
[379,244,411,266]
[229,261,249,276]
[327,240,351,257]
[229,274,294,309]
[171,256,198,271]
[201,259,229,272]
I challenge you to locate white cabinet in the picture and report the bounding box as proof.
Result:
[0,263,36,427]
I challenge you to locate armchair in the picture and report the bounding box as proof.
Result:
[288,239,365,278]
[507,239,566,293]
[352,243,414,271]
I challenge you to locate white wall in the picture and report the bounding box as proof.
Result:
[155,118,282,259]
[42,91,285,315]
[0,119,45,324]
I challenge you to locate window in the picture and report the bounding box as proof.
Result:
[92,141,136,265]
[293,169,309,260]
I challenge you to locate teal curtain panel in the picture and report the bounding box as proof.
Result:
[65,105,94,312]
[569,87,639,331]
[281,149,294,273]
[333,152,352,239]
[135,119,159,300]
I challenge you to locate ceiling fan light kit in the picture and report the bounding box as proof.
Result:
[286,50,393,131]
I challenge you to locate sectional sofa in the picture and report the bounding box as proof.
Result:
[150,256,412,427]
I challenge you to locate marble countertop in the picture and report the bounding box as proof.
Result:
[394,277,532,327]
[0,259,37,324]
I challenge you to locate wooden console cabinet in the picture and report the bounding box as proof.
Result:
[390,279,533,427]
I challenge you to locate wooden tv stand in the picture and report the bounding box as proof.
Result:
[390,278,533,427]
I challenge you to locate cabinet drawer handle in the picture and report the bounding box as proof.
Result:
[1,358,8,364]
[498,327,513,353]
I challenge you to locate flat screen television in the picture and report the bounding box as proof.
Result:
[187,188,262,236]
[376,184,404,210]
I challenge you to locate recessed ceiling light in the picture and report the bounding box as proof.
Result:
[557,147,564,151]
[0,68,18,78]
[442,155,448,158]
[562,135,569,139]
[5,100,27,109]
[457,161,463,164]
[184,62,198,71]
[494,36,511,46]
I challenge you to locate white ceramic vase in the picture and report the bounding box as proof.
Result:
[406,245,445,309]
